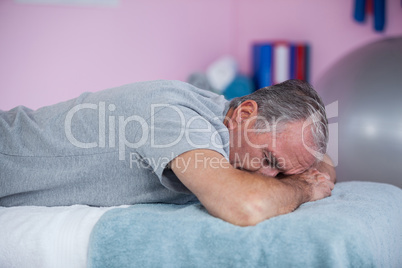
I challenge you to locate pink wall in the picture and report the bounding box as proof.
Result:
[1,0,401,110]
[0,0,235,109]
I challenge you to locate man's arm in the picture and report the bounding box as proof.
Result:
[170,149,334,226]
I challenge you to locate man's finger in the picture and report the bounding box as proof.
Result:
[328,181,335,190]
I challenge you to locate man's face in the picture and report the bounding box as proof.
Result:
[226,101,316,177]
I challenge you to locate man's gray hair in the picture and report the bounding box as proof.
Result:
[228,79,328,155]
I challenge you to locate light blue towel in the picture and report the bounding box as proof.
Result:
[88,182,402,268]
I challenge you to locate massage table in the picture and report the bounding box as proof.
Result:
[1,181,401,267]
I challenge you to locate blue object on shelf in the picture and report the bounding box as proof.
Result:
[252,43,273,90]
[289,44,296,79]
[252,44,261,90]
[223,75,253,100]
[374,0,386,32]
[354,0,367,22]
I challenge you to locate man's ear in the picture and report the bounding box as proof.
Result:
[233,100,258,124]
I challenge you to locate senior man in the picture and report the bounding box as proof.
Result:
[0,79,335,226]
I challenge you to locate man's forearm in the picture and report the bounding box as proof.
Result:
[228,171,312,225]
[203,169,333,226]
[260,176,312,217]
[171,150,334,226]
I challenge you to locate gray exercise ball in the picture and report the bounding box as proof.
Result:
[317,37,402,188]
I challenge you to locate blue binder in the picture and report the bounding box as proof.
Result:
[252,43,273,90]
[289,44,296,79]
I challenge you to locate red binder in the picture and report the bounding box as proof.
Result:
[295,44,306,80]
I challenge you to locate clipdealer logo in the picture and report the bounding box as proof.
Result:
[63,101,338,168]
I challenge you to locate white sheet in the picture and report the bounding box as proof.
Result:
[0,205,121,268]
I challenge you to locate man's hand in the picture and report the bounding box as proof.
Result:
[170,149,334,227]
[314,154,337,184]
[282,169,334,202]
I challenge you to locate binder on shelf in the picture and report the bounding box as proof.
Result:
[289,44,297,80]
[295,44,306,80]
[273,42,290,85]
[252,43,273,90]
[252,41,310,89]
